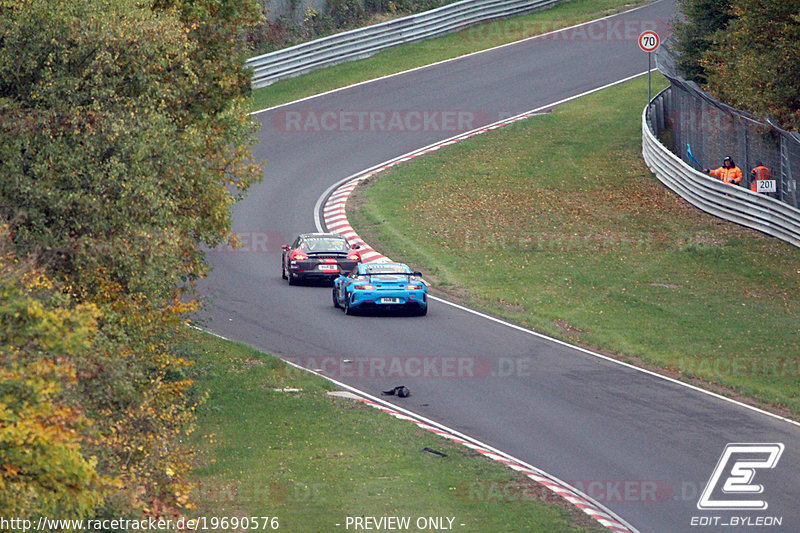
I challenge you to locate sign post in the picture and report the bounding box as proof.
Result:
[638,30,660,104]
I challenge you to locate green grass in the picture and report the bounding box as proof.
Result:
[347,73,800,417]
[184,328,601,532]
[250,0,653,111]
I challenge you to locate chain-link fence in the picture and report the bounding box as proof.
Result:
[652,42,800,209]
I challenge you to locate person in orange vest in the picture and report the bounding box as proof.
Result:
[749,161,771,193]
[703,156,742,185]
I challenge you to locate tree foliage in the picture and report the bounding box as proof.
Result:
[702,0,800,130]
[673,0,800,130]
[152,0,263,116]
[0,0,261,299]
[0,0,262,518]
[673,0,734,83]
[0,256,111,519]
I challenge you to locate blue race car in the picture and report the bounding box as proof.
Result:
[332,262,427,316]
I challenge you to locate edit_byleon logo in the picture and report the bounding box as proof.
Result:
[697,443,784,510]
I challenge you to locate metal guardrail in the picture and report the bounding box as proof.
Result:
[655,43,800,210]
[642,88,800,248]
[246,0,560,88]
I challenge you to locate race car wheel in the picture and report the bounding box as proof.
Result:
[332,286,341,308]
[344,293,355,315]
[288,272,298,285]
[416,305,427,316]
[281,262,287,280]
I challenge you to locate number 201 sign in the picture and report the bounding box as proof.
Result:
[639,31,660,53]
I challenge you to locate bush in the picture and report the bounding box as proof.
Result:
[247,0,454,54]
[0,256,110,519]
[328,0,365,28]
[302,7,334,39]
[672,0,734,83]
[0,0,262,518]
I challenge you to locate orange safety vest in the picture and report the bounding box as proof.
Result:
[750,165,771,192]
[710,166,742,185]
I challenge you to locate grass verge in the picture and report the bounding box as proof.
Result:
[250,0,653,111]
[347,73,800,417]
[183,328,602,532]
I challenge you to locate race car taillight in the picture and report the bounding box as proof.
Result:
[356,284,375,291]
[405,284,423,290]
[290,251,308,261]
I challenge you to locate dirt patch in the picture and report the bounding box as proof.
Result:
[430,284,469,301]
[244,358,266,369]
[552,319,584,335]
[690,233,724,246]
[496,298,525,313]
[742,288,765,298]
[343,180,369,214]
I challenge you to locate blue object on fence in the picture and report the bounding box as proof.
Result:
[686,144,702,168]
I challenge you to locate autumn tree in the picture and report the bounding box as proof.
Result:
[0,0,261,300]
[673,0,734,83]
[152,0,263,116]
[0,0,261,518]
[0,231,112,519]
[702,0,800,130]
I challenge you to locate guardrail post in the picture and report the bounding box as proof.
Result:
[781,136,798,207]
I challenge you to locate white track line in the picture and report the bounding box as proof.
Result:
[305,69,798,533]
[226,3,791,531]
[198,317,639,530]
[314,73,800,430]
[312,69,652,232]
[249,0,667,115]
[282,360,640,533]
[306,73,666,533]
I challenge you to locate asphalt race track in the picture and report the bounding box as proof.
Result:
[197,1,800,530]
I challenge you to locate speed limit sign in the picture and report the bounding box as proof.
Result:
[640,30,660,104]
[638,31,660,52]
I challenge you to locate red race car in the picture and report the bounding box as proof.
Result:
[281,233,361,285]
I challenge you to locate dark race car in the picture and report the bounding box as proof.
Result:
[281,233,360,285]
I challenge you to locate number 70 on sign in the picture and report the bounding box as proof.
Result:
[638,31,660,52]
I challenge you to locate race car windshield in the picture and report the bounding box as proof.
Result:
[363,265,411,276]
[301,238,349,252]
